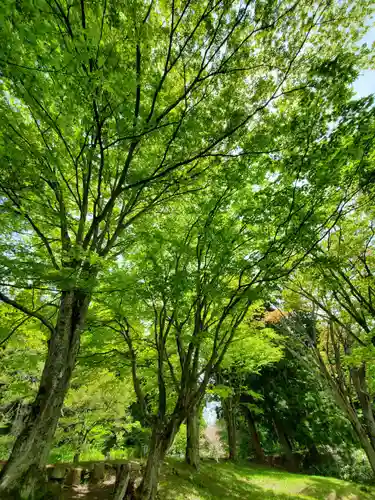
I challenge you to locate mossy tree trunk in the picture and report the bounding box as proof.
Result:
[136,420,180,500]
[0,291,90,499]
[185,404,200,469]
[223,397,237,461]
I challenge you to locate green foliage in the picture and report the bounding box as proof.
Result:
[168,424,187,458]
[0,0,375,494]
[309,447,374,485]
[52,367,136,461]
[221,312,283,373]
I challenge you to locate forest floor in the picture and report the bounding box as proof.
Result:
[60,459,375,499]
[158,459,375,499]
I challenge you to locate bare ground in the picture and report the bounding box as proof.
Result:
[59,476,116,499]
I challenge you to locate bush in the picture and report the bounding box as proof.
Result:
[48,445,75,463]
[79,449,105,462]
[0,435,13,460]
[303,446,374,484]
[109,448,131,460]
[168,424,187,458]
[338,448,373,484]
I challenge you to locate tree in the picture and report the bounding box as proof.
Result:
[284,196,375,453]
[242,404,266,463]
[213,315,282,461]
[237,313,358,475]
[278,309,375,475]
[0,300,137,463]
[97,191,262,498]
[52,366,135,463]
[0,0,373,496]
[275,95,375,473]
[99,155,349,499]
[0,301,47,458]
[185,403,201,469]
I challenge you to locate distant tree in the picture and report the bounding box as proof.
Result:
[213,316,282,462]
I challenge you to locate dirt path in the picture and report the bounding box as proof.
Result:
[60,477,116,499]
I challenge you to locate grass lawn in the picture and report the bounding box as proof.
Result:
[158,460,375,500]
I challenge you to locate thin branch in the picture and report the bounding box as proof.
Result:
[0,316,32,346]
[0,292,55,334]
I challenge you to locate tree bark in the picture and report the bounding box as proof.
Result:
[0,290,90,499]
[315,351,375,475]
[113,464,130,500]
[273,417,297,472]
[351,364,375,451]
[223,397,237,461]
[346,403,375,474]
[136,421,179,500]
[243,406,265,463]
[185,404,200,469]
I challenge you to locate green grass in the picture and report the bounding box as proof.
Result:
[158,460,375,500]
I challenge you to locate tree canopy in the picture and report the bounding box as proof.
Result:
[0,1,375,499]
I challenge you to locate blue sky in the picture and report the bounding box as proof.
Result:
[353,25,375,98]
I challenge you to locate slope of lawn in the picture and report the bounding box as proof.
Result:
[158,460,375,500]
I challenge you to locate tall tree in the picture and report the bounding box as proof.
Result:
[98,192,263,498]
[241,316,358,472]
[279,310,375,475]
[100,154,352,500]
[0,0,372,496]
[285,194,375,459]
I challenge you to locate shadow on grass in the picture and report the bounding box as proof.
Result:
[160,460,308,500]
[298,475,372,500]
[159,460,374,500]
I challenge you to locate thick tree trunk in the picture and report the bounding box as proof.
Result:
[223,397,237,461]
[243,406,265,463]
[0,290,90,499]
[351,364,375,451]
[273,417,297,472]
[185,404,200,469]
[136,421,179,500]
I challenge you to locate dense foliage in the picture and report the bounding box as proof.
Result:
[0,0,374,499]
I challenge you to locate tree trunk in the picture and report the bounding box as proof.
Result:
[348,405,375,474]
[351,364,375,451]
[243,406,265,463]
[0,290,90,499]
[223,397,237,461]
[136,420,179,500]
[113,464,131,500]
[273,417,297,472]
[339,395,375,475]
[317,353,375,476]
[185,404,200,469]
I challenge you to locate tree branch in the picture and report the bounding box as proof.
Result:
[0,292,55,334]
